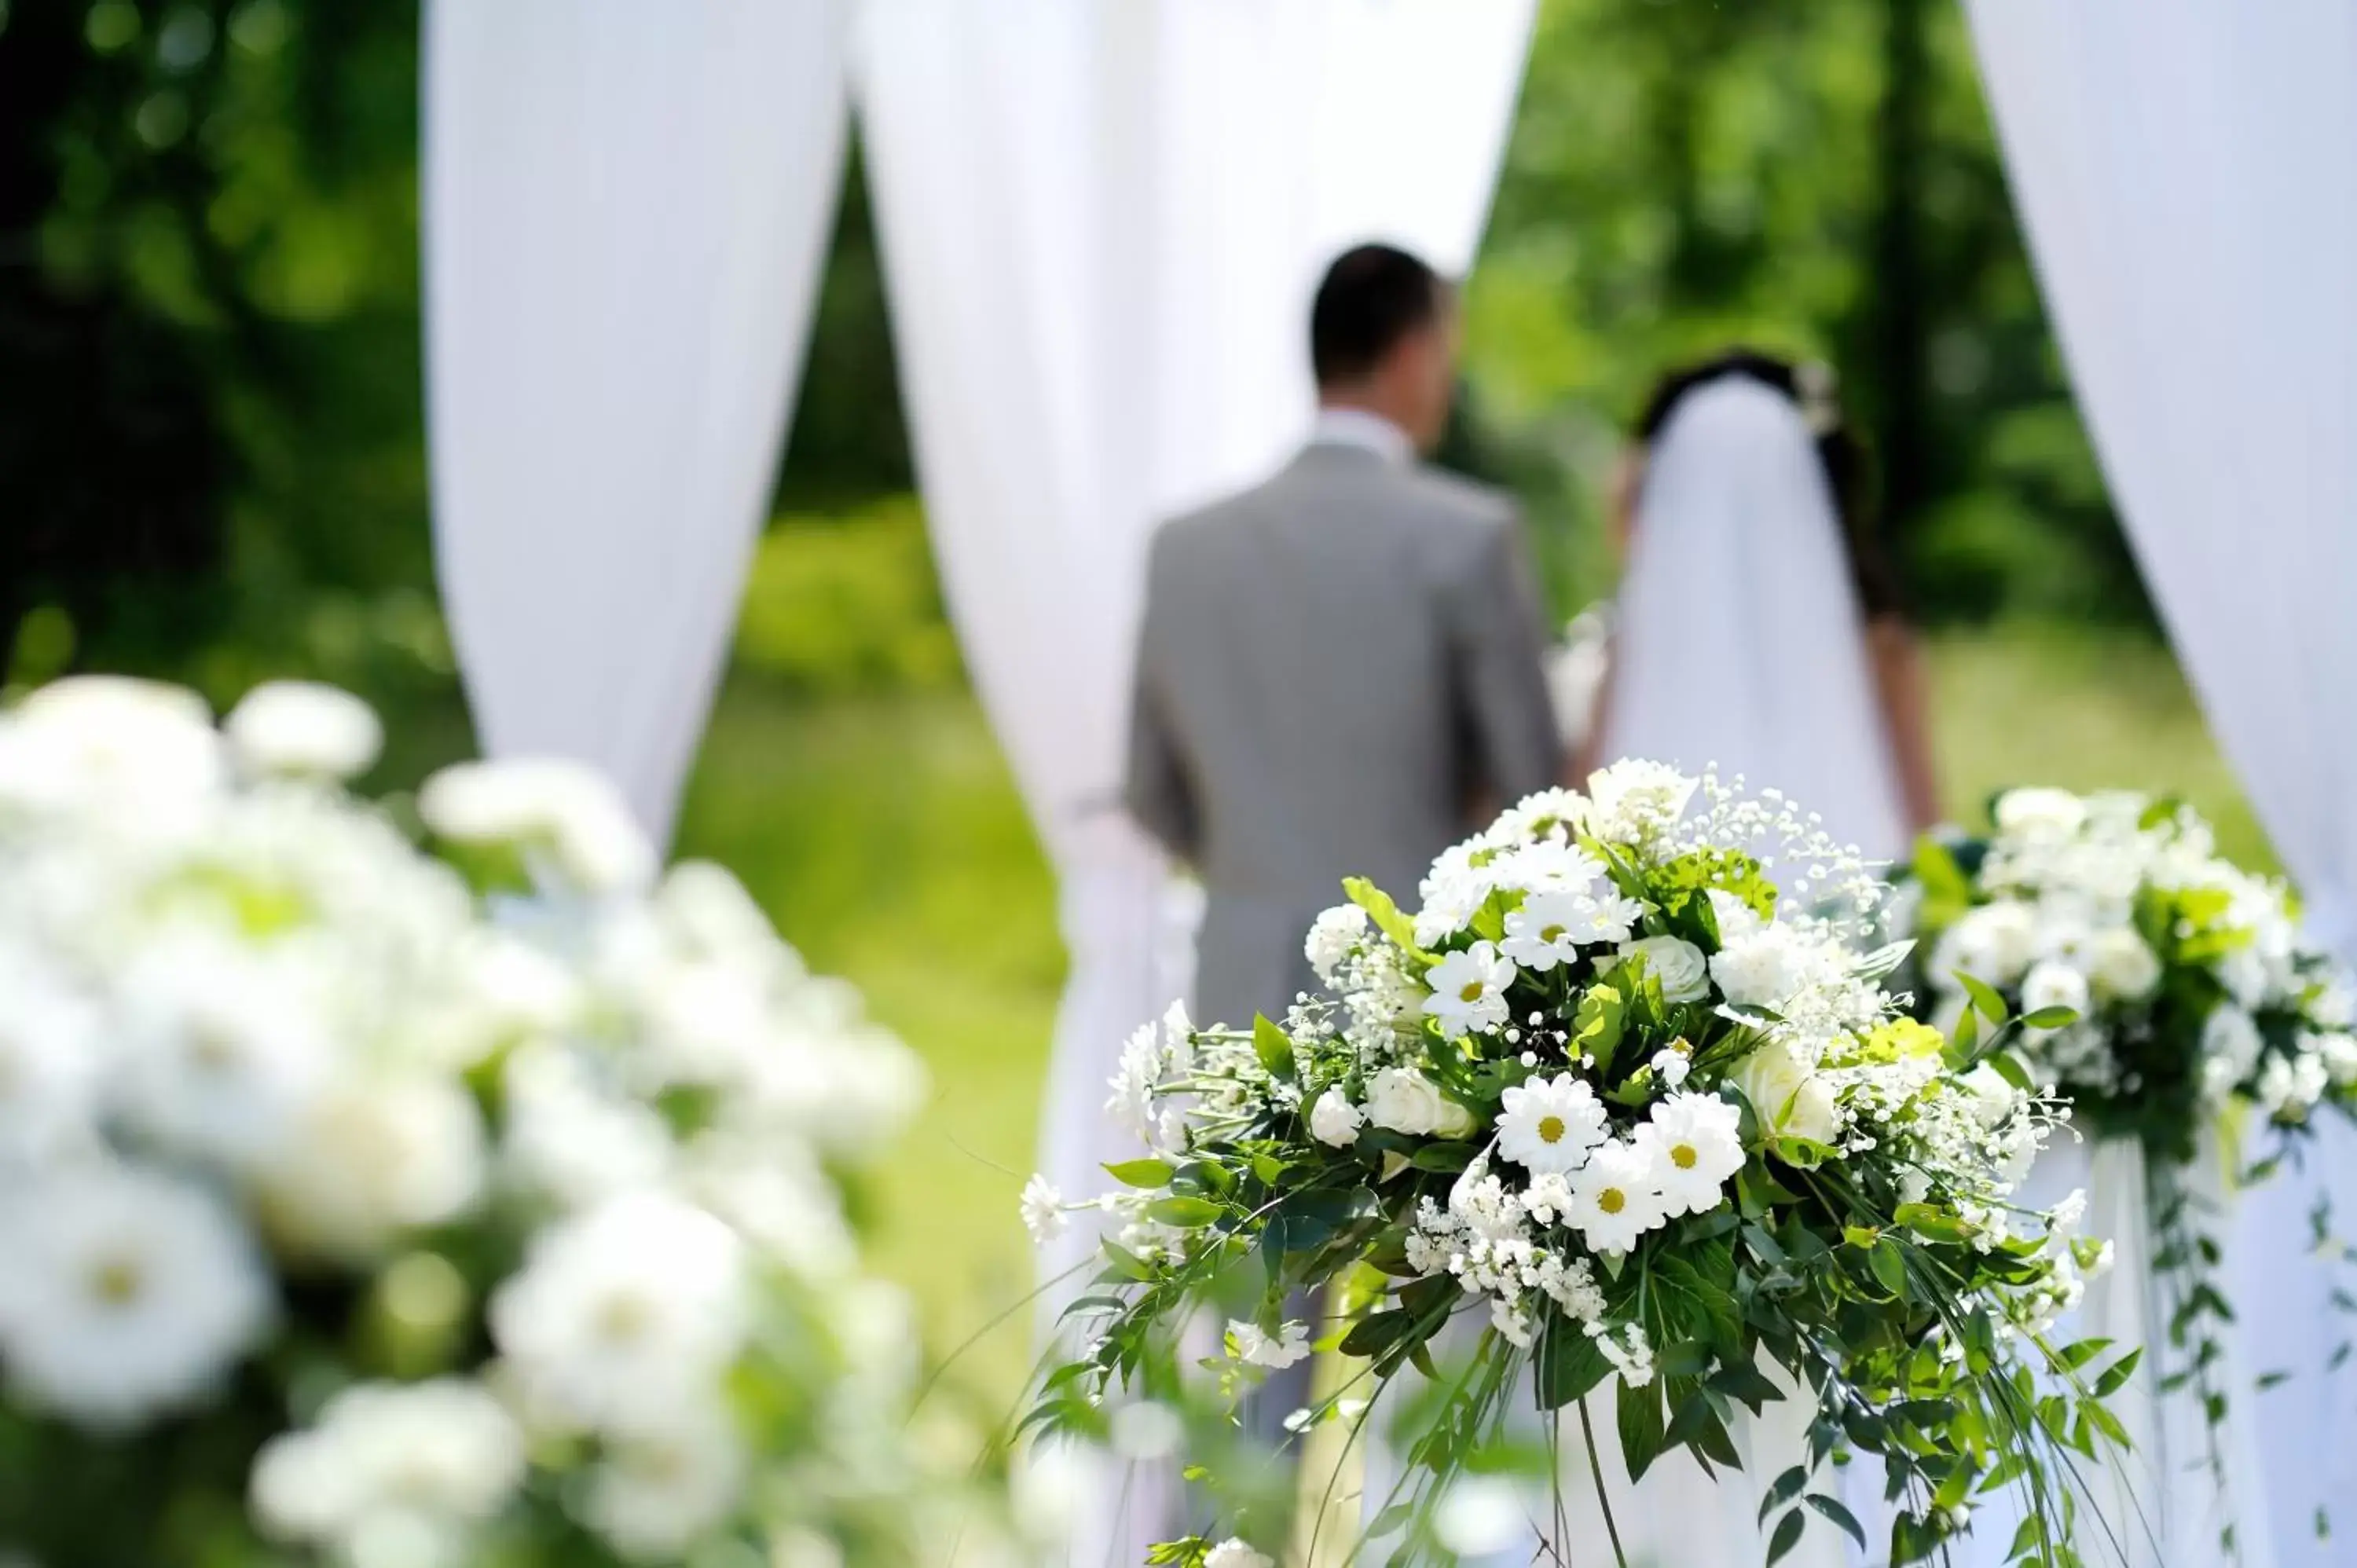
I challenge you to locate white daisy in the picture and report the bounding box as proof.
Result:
[1497,889,1634,972]
[1020,1174,1069,1247]
[1422,941,1516,1039]
[1494,1074,1607,1175]
[1564,1141,1667,1255]
[0,1162,273,1427]
[1633,1093,1743,1217]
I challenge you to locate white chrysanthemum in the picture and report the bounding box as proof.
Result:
[491,1192,750,1432]
[1633,1093,1743,1217]
[112,940,335,1172]
[1303,904,1370,984]
[1422,941,1516,1038]
[1619,935,1710,1004]
[1564,1141,1667,1255]
[258,1076,486,1262]
[1934,901,2040,991]
[1993,787,2088,841]
[419,757,656,896]
[0,947,105,1160]
[2088,929,2161,1002]
[1487,839,1603,897]
[1708,926,1835,1011]
[1229,1319,1311,1370]
[251,1377,526,1563]
[0,675,225,825]
[225,681,384,782]
[581,1401,748,1560]
[1414,844,1499,948]
[1020,1174,1068,1247]
[1494,1074,1607,1175]
[0,1163,273,1427]
[500,1044,674,1211]
[1307,1087,1365,1147]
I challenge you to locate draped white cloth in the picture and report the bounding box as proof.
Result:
[1606,376,1908,863]
[423,0,852,844]
[1965,7,2357,1561]
[855,2,1533,1557]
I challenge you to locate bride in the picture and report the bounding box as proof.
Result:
[1582,350,1938,861]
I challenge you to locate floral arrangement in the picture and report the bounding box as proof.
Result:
[1908,786,2357,1530]
[1025,764,2133,1568]
[0,676,992,1566]
[1912,787,2356,1156]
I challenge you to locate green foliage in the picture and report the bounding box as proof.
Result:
[731,496,963,694]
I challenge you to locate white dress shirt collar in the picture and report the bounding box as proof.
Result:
[1308,405,1414,467]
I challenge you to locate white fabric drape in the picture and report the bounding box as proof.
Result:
[1607,376,1908,863]
[1964,7,2357,1562]
[856,2,1533,1556]
[424,0,852,844]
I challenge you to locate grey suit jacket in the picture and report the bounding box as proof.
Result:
[1124,442,1563,1029]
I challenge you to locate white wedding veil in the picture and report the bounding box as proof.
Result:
[1604,372,1908,862]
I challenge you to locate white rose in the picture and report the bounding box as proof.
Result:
[1364,1068,1445,1136]
[1307,1089,1365,1148]
[1729,1042,1838,1145]
[2088,929,2161,1002]
[1431,1097,1477,1140]
[1618,936,1710,1004]
[2022,961,2091,1022]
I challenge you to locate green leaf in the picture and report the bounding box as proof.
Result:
[1338,1310,1412,1360]
[1251,1152,1285,1185]
[1912,837,1972,910]
[1946,1001,1981,1063]
[1618,1376,1667,1481]
[1535,1320,1611,1410]
[1758,1465,1809,1525]
[1956,971,2010,1025]
[1146,1196,1222,1227]
[2021,1005,2080,1030]
[2092,1347,2143,1398]
[1574,980,1628,1078]
[1766,1508,1806,1566]
[1343,877,1426,959]
[1805,1494,1867,1551]
[1103,1158,1174,1188]
[1868,1240,1909,1298]
[1252,1015,1295,1079]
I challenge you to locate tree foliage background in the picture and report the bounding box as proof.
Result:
[0,0,2154,708]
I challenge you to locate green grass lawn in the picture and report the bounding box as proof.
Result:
[621,621,2279,1412]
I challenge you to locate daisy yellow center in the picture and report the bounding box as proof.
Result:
[1597,1187,1626,1215]
[1541,924,1567,943]
[1670,1143,1698,1171]
[596,1293,656,1346]
[89,1255,145,1306]
[1458,981,1485,1004]
[189,1028,242,1072]
[1537,1115,1567,1144]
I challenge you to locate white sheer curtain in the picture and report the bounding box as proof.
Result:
[856,2,1533,1556]
[423,0,853,844]
[1966,5,2357,1563]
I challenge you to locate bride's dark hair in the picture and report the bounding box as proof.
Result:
[1633,348,1905,619]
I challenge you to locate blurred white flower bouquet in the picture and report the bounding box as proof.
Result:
[0,676,984,1566]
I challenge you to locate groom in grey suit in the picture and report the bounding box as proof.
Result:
[1125,243,1563,1035]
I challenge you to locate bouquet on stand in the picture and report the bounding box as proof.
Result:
[0,676,1003,1566]
[1025,764,2133,1568]
[1908,787,2357,1558]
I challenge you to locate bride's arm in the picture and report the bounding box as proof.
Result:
[1864,614,1941,833]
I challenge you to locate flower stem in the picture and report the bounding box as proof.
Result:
[1577,1397,1629,1568]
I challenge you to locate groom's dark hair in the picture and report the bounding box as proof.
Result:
[1311,244,1444,387]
